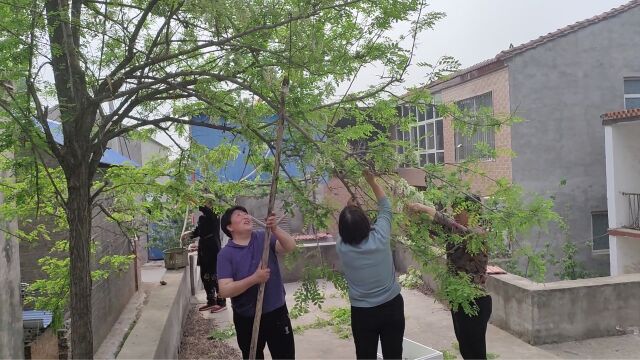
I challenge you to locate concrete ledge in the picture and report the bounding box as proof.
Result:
[487,273,640,345]
[393,242,444,291]
[279,242,341,283]
[394,242,640,345]
[117,264,192,359]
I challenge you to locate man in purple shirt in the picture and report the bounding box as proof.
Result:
[217,205,297,359]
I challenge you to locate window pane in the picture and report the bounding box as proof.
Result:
[408,105,417,120]
[396,105,404,117]
[453,92,495,161]
[419,124,426,150]
[426,105,434,120]
[436,119,444,150]
[428,153,436,164]
[624,79,640,94]
[625,97,640,110]
[427,122,435,150]
[477,92,493,110]
[592,212,609,251]
[419,154,427,167]
[417,108,426,122]
[436,152,444,164]
[411,126,418,147]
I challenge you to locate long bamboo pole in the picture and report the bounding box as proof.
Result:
[249,76,289,359]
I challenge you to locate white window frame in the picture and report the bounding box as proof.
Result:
[454,92,495,162]
[624,78,640,110]
[398,104,444,167]
[591,210,610,255]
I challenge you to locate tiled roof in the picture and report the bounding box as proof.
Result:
[426,58,503,89]
[601,108,640,125]
[498,0,639,58]
[427,0,640,90]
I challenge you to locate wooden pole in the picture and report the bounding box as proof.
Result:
[249,76,289,359]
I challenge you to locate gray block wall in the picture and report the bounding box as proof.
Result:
[507,5,640,276]
[19,206,137,353]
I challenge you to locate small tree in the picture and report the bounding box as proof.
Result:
[0,0,440,357]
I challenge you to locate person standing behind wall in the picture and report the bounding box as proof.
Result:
[407,194,491,360]
[336,170,405,359]
[183,205,227,312]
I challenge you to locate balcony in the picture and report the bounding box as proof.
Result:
[622,192,640,230]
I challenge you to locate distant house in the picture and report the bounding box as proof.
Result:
[602,108,640,275]
[398,0,640,277]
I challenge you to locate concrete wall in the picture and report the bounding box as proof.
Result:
[118,266,192,359]
[236,196,305,234]
[507,6,640,276]
[605,122,640,275]
[486,273,640,345]
[606,123,640,230]
[278,242,341,283]
[392,242,442,291]
[0,178,24,358]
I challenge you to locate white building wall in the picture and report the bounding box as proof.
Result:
[606,122,640,275]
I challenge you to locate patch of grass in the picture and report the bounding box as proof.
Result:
[487,352,500,359]
[441,349,457,360]
[293,316,331,335]
[327,307,351,339]
[292,307,352,339]
[208,325,236,341]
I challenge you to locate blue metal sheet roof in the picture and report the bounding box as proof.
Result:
[190,115,300,182]
[22,310,53,328]
[44,120,139,167]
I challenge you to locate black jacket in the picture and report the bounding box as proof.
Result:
[192,207,221,271]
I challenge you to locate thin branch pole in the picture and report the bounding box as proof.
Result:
[249,76,289,359]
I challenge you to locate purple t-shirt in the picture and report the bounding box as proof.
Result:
[217,230,286,317]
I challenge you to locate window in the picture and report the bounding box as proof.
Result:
[624,78,640,110]
[454,92,495,162]
[592,211,609,253]
[397,104,444,167]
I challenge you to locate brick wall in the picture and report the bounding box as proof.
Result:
[439,67,513,195]
[19,204,137,353]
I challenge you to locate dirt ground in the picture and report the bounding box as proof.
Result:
[179,305,241,360]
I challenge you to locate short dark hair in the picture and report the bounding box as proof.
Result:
[221,205,248,239]
[338,205,371,246]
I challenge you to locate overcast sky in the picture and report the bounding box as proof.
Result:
[159,0,632,150]
[346,0,631,93]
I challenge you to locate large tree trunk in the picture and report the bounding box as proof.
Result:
[66,159,94,358]
[44,0,97,356]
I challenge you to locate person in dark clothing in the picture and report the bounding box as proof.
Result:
[407,194,491,360]
[183,205,226,312]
